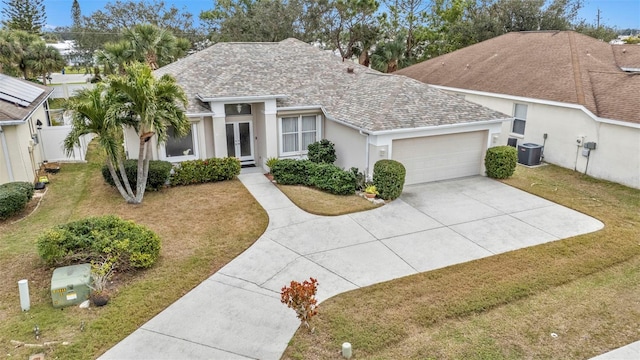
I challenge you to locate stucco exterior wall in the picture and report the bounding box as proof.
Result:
[2,124,36,183]
[202,116,214,158]
[461,92,640,189]
[323,120,366,171]
[253,103,267,167]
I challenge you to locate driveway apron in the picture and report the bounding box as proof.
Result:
[99,174,603,360]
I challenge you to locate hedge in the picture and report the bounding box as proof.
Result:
[485,146,518,179]
[37,215,161,270]
[309,163,356,195]
[0,182,34,220]
[307,139,336,164]
[271,159,315,185]
[170,157,240,186]
[373,160,406,200]
[102,160,172,191]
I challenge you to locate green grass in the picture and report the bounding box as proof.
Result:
[0,145,268,359]
[47,98,67,110]
[283,164,640,359]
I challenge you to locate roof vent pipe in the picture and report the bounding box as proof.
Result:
[347,67,354,73]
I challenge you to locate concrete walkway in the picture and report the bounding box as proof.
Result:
[591,341,640,359]
[100,174,604,360]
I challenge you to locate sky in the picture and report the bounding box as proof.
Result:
[1,0,639,31]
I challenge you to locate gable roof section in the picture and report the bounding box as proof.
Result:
[396,31,640,124]
[0,74,53,123]
[155,38,508,132]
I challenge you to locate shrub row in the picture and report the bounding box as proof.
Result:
[37,215,161,270]
[485,146,517,179]
[373,160,406,200]
[271,159,355,195]
[102,160,172,191]
[170,157,240,186]
[0,182,35,220]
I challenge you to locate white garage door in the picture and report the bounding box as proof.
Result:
[392,131,487,185]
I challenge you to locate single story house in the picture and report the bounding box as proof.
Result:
[396,31,640,189]
[126,38,511,185]
[0,74,53,184]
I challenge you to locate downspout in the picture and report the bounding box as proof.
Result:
[0,125,15,181]
[359,130,370,179]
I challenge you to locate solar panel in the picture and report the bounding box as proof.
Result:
[0,74,45,107]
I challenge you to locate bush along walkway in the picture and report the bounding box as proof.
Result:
[99,174,602,360]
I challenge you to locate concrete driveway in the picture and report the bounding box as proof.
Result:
[100,174,603,360]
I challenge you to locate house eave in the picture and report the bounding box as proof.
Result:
[429,85,640,129]
[369,118,512,136]
[196,94,288,102]
[0,119,27,126]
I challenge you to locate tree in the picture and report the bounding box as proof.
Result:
[123,24,187,70]
[1,0,46,34]
[371,37,406,72]
[322,0,380,61]
[0,30,42,79]
[64,84,137,203]
[71,0,81,28]
[200,0,308,42]
[26,42,66,84]
[107,63,189,204]
[95,40,135,75]
[382,0,428,62]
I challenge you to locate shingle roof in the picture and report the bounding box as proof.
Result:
[396,31,640,124]
[0,75,53,123]
[155,38,508,132]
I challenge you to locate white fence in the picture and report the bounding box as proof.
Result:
[40,126,94,162]
[50,83,94,99]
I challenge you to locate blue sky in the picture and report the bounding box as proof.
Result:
[2,0,639,30]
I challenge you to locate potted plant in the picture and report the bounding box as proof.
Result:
[89,256,116,306]
[364,184,379,199]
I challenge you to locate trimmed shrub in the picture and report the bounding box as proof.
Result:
[307,139,336,164]
[309,163,356,195]
[102,160,172,190]
[271,159,316,185]
[350,167,366,191]
[0,182,34,220]
[37,215,161,270]
[485,146,518,179]
[373,160,406,200]
[170,157,241,186]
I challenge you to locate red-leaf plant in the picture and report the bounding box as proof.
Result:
[280,277,319,331]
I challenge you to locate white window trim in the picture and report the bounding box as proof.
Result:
[510,103,527,137]
[159,123,199,162]
[278,114,321,157]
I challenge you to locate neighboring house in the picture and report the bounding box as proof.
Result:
[125,38,511,185]
[396,31,640,189]
[0,74,53,185]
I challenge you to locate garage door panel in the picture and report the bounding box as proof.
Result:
[392,131,487,185]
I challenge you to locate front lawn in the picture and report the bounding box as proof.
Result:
[0,148,268,359]
[284,164,640,359]
[277,184,380,215]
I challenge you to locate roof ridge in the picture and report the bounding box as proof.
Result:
[568,31,586,105]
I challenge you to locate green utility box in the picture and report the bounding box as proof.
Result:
[51,264,91,308]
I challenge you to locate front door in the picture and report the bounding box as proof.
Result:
[226,121,254,164]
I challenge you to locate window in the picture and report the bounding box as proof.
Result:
[512,104,527,135]
[163,124,196,160]
[279,115,319,155]
[225,103,251,116]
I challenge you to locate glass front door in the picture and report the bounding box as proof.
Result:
[225,121,254,164]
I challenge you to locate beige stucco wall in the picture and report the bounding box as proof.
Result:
[1,124,36,183]
[323,120,367,171]
[462,92,640,189]
[253,103,267,167]
[203,116,214,158]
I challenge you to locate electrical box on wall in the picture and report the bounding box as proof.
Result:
[584,142,597,150]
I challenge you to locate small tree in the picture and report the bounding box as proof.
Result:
[307,139,336,164]
[281,277,319,331]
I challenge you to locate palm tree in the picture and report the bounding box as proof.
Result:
[26,42,66,85]
[123,24,179,70]
[95,40,135,75]
[0,29,40,79]
[108,62,189,204]
[64,84,136,202]
[371,37,407,73]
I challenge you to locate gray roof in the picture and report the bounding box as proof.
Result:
[0,74,53,123]
[155,38,509,132]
